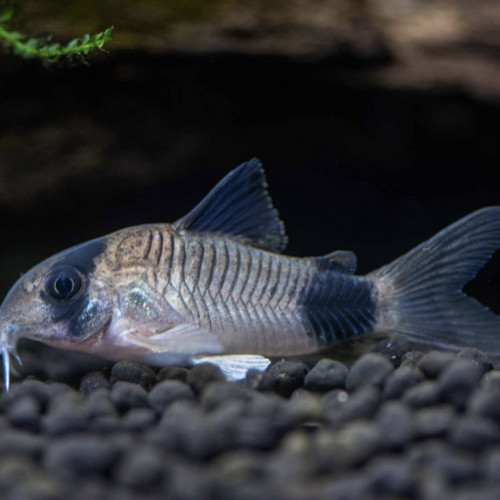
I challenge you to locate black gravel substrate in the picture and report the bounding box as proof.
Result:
[2,346,500,500]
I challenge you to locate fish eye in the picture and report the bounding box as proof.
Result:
[45,267,83,300]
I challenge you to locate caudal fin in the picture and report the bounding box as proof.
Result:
[368,207,500,354]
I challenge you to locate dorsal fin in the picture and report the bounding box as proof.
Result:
[173,159,287,253]
[311,250,357,274]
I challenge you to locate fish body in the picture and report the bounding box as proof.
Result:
[2,159,500,388]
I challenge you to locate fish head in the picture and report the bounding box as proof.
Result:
[0,237,116,390]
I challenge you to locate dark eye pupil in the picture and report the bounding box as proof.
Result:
[46,267,82,300]
[54,275,74,295]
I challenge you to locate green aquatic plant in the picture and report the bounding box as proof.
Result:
[0,9,113,63]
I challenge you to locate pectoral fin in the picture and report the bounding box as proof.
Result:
[192,354,271,381]
[125,323,223,354]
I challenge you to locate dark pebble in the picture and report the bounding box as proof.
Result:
[468,388,500,421]
[325,386,381,425]
[245,369,274,392]
[376,401,415,450]
[457,348,494,373]
[187,363,225,395]
[370,338,409,366]
[110,361,156,390]
[121,408,157,432]
[400,351,425,368]
[481,448,500,483]
[345,353,394,392]
[303,359,348,393]
[383,366,424,399]
[0,380,50,411]
[417,351,457,379]
[0,431,45,459]
[448,416,500,450]
[0,456,37,489]
[233,415,281,450]
[114,445,166,488]
[157,366,189,383]
[366,457,416,496]
[406,440,447,466]
[316,422,381,468]
[482,371,500,391]
[403,380,441,409]
[79,371,111,394]
[84,389,117,419]
[201,382,251,411]
[414,405,455,439]
[111,381,149,412]
[426,451,478,486]
[179,402,244,459]
[90,415,122,434]
[320,475,371,500]
[438,359,485,410]
[43,436,116,480]
[8,475,62,500]
[148,380,195,413]
[42,400,89,436]
[268,361,308,398]
[163,462,213,500]
[7,396,41,430]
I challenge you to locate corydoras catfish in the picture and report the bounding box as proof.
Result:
[2,159,500,390]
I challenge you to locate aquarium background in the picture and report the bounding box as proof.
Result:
[1,0,500,321]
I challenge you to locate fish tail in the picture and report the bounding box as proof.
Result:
[367,207,500,353]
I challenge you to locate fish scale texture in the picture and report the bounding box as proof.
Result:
[2,347,500,499]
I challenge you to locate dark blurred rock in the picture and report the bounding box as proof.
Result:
[400,351,425,368]
[345,353,394,392]
[325,386,381,425]
[482,448,500,483]
[148,380,195,413]
[121,408,156,432]
[268,361,308,398]
[448,416,500,450]
[417,351,456,379]
[457,348,494,373]
[376,401,415,450]
[245,369,274,392]
[114,445,166,489]
[111,381,150,412]
[414,405,455,439]
[7,396,41,431]
[110,361,156,390]
[303,359,348,393]
[0,431,45,460]
[42,399,89,436]
[403,380,441,409]
[370,338,408,366]
[468,388,500,421]
[8,474,63,500]
[438,359,485,410]
[187,364,225,396]
[43,436,116,480]
[366,457,416,496]
[79,371,111,394]
[157,366,189,383]
[482,371,500,391]
[383,366,424,399]
[201,382,251,411]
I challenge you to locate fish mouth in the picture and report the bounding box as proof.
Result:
[0,324,21,392]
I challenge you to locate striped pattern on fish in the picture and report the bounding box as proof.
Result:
[104,225,376,355]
